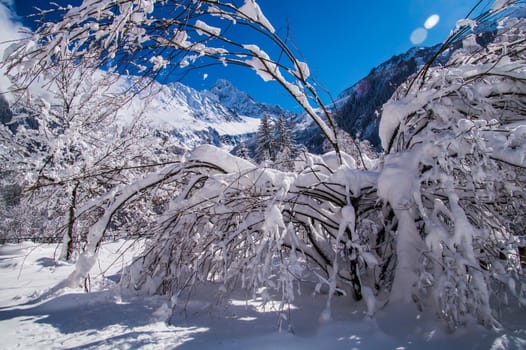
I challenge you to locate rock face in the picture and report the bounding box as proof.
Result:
[0,94,14,132]
[333,44,451,149]
[331,29,499,151]
[207,79,294,120]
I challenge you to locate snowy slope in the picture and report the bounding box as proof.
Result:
[1,241,524,349]
[138,78,299,150]
[145,78,296,151]
[207,79,295,119]
[135,80,264,149]
[2,74,291,151]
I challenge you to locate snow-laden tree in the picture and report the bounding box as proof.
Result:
[377,10,526,329]
[253,115,297,169]
[274,116,293,152]
[0,59,181,259]
[2,0,346,289]
[254,114,274,163]
[120,144,382,317]
[3,0,341,156]
[235,141,251,161]
[273,116,297,171]
[323,129,380,170]
[2,0,526,331]
[121,3,526,330]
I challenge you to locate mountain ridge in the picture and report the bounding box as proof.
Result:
[0,33,493,154]
[206,79,295,119]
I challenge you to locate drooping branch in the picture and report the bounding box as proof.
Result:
[4,0,340,158]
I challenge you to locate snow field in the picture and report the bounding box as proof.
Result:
[1,241,525,349]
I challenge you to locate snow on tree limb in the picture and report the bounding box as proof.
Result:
[2,0,339,154]
[2,0,525,332]
[65,162,184,287]
[238,0,275,33]
[377,7,526,327]
[194,20,221,37]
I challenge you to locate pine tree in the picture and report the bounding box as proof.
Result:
[274,116,296,171]
[274,116,291,152]
[236,141,251,160]
[255,114,274,163]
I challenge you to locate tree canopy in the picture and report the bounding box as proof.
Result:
[1,0,526,331]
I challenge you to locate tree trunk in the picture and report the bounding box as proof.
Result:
[62,182,79,261]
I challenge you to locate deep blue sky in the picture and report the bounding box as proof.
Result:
[10,0,478,111]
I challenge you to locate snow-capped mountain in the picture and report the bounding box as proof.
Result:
[158,81,244,124]
[135,79,296,150]
[207,79,294,119]
[138,81,257,149]
[330,30,500,150]
[332,44,453,149]
[287,44,454,153]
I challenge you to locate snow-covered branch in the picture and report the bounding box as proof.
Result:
[3,0,340,154]
[378,11,526,329]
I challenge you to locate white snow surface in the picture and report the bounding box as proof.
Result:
[188,144,255,172]
[194,20,221,37]
[118,80,262,139]
[1,241,525,349]
[380,89,437,150]
[238,0,275,33]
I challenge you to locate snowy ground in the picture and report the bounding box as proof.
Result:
[1,241,525,349]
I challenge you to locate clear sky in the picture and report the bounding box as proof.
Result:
[7,0,479,111]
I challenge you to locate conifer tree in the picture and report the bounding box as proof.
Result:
[274,116,296,171]
[236,141,251,160]
[255,114,274,163]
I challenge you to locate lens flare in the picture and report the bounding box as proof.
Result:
[410,28,427,45]
[424,14,440,29]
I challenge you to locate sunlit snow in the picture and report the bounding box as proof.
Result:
[2,1,526,349]
[1,242,524,349]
